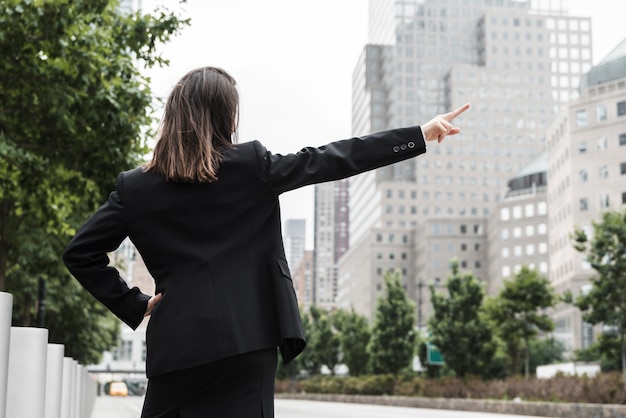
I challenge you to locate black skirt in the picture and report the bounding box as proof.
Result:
[141,348,278,418]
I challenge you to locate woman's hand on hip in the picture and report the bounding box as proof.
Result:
[421,103,470,143]
[145,293,162,317]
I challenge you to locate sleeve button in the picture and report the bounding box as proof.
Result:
[408,141,415,148]
[392,146,400,152]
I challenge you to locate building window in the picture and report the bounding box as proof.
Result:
[575,109,587,127]
[460,224,467,234]
[501,229,509,239]
[596,105,607,122]
[525,204,535,217]
[539,243,548,254]
[599,165,608,178]
[526,244,535,255]
[600,195,610,208]
[620,134,626,146]
[538,202,547,215]
[502,248,510,258]
[526,225,535,236]
[578,142,587,153]
[621,162,626,175]
[579,169,588,182]
[513,206,522,219]
[618,101,626,116]
[580,198,588,211]
[622,192,626,204]
[597,137,607,150]
[501,208,510,221]
[513,227,522,238]
[538,223,547,234]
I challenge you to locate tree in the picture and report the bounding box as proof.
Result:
[333,307,371,376]
[526,337,565,375]
[297,308,319,376]
[368,270,416,375]
[485,266,556,378]
[306,305,341,375]
[571,210,626,390]
[575,331,622,372]
[0,0,188,362]
[429,260,495,379]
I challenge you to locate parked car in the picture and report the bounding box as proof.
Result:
[109,381,128,397]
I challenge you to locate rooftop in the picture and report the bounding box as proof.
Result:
[579,37,626,91]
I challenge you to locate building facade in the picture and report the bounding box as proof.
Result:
[284,219,306,273]
[546,37,626,350]
[486,153,550,295]
[313,179,350,309]
[337,0,593,321]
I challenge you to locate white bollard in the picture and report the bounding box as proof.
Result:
[60,357,75,418]
[44,344,65,418]
[5,327,49,418]
[0,292,13,418]
[71,360,79,418]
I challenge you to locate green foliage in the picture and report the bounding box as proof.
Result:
[526,337,565,375]
[0,0,188,362]
[368,270,416,376]
[429,260,495,379]
[332,307,371,376]
[572,210,626,390]
[307,305,341,375]
[575,332,622,372]
[485,266,556,378]
[298,308,319,376]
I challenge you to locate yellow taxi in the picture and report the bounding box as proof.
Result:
[109,381,128,397]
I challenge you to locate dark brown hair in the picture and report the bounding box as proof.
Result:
[145,66,239,182]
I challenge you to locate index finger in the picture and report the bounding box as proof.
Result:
[443,103,470,121]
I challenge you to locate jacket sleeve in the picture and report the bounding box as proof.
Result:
[62,172,150,330]
[254,126,426,194]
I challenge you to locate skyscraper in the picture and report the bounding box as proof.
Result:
[313,179,350,309]
[337,0,593,321]
[284,218,306,273]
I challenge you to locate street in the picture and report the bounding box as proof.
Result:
[91,397,548,418]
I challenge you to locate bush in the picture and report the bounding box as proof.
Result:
[276,372,625,404]
[342,375,395,395]
[300,376,344,394]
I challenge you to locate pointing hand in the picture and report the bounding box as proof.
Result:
[421,103,470,143]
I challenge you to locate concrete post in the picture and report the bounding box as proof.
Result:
[5,327,49,418]
[60,357,74,418]
[71,360,79,418]
[0,292,12,418]
[44,344,65,418]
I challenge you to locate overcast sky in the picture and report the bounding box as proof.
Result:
[143,0,626,249]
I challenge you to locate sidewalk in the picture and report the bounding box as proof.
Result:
[91,396,144,418]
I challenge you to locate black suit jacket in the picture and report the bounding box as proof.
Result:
[63,126,426,377]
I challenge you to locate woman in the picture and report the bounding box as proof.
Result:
[63,66,469,417]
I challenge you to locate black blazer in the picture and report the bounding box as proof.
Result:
[63,126,426,377]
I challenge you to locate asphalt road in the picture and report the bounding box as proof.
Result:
[91,396,548,418]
